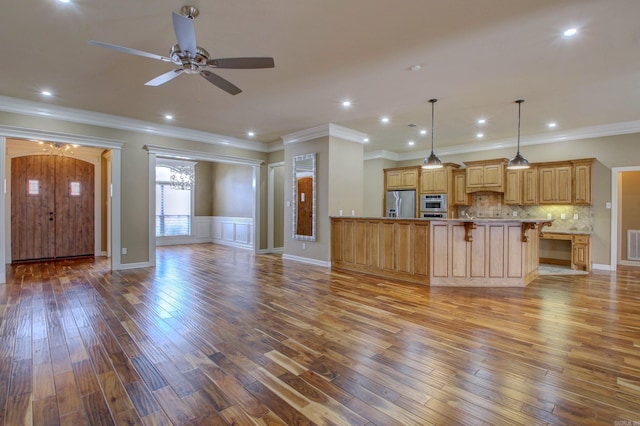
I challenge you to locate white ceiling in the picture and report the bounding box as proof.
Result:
[1,0,639,156]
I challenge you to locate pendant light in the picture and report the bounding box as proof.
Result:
[422,99,443,169]
[507,99,530,170]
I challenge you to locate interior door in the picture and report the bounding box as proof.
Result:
[11,155,94,261]
[11,156,57,260]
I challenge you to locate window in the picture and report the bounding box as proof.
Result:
[155,164,193,237]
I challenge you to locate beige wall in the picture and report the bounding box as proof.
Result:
[621,171,640,261]
[194,162,213,216]
[328,138,364,217]
[211,163,254,217]
[1,110,268,264]
[371,132,640,266]
[273,165,285,248]
[364,158,396,217]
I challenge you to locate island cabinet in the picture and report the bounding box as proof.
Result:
[331,217,544,287]
[385,166,419,190]
[464,159,508,193]
[452,169,471,205]
[419,163,460,194]
[331,217,430,284]
[538,162,572,204]
[505,167,538,205]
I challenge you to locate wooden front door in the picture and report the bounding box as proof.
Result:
[11,155,95,261]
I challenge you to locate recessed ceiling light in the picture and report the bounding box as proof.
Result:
[410,65,422,71]
[341,100,352,108]
[548,122,557,128]
[247,131,255,137]
[165,114,173,120]
[58,0,71,3]
[476,133,484,138]
[477,119,486,124]
[563,28,577,37]
[41,90,52,96]
[363,137,369,143]
[420,129,427,135]
[408,141,415,146]
[380,116,390,124]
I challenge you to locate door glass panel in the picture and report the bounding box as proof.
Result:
[28,179,39,195]
[70,181,81,196]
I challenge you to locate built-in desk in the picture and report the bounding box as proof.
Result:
[539,231,591,271]
[331,217,547,287]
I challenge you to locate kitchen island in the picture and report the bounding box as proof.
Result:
[331,217,549,287]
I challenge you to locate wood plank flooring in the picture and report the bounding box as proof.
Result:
[1,243,640,425]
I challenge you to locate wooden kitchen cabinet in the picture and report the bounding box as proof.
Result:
[385,167,419,190]
[452,169,470,205]
[573,159,594,205]
[464,159,508,193]
[505,167,538,205]
[538,162,572,204]
[540,232,591,271]
[419,163,460,194]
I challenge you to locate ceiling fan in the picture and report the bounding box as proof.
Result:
[89,6,274,95]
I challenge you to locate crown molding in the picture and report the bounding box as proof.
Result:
[378,119,640,162]
[282,123,368,145]
[0,124,124,150]
[144,144,263,166]
[0,96,268,152]
[363,150,400,161]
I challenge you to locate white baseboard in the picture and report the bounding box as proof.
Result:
[116,261,154,270]
[282,254,331,268]
[619,260,640,267]
[592,263,614,271]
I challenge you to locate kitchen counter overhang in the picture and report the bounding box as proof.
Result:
[331,217,549,287]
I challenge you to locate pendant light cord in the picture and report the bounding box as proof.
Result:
[516,99,524,154]
[430,98,437,154]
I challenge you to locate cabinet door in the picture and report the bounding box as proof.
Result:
[539,166,571,204]
[401,169,418,188]
[573,163,592,204]
[483,163,503,187]
[386,171,402,189]
[453,172,470,205]
[555,166,572,203]
[466,166,485,187]
[539,167,555,203]
[572,235,590,271]
[522,168,538,205]
[504,169,520,205]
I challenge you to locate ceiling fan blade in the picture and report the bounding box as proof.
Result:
[200,71,242,95]
[172,12,197,58]
[207,57,275,69]
[145,69,184,86]
[88,40,171,62]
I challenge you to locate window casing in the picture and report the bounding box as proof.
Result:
[155,164,193,237]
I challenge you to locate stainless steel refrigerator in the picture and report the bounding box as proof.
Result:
[386,190,416,218]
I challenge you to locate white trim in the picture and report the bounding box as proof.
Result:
[592,263,614,271]
[253,164,261,254]
[611,165,640,271]
[282,253,331,267]
[116,260,154,270]
[0,96,267,152]
[619,260,640,267]
[211,217,254,250]
[148,153,157,267]
[268,162,285,252]
[145,144,263,166]
[0,136,5,284]
[282,123,368,145]
[110,149,122,270]
[0,125,124,151]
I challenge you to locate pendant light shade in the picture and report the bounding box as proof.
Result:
[507,99,530,170]
[422,99,443,169]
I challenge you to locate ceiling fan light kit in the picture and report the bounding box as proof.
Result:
[88,5,274,95]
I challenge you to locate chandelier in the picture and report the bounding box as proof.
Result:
[170,165,194,190]
[40,141,75,156]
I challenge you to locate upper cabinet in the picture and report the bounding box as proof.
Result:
[385,167,419,190]
[538,162,573,204]
[452,169,471,205]
[573,159,595,205]
[464,159,508,193]
[505,167,538,205]
[419,163,460,194]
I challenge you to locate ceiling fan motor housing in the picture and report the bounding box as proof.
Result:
[170,44,210,73]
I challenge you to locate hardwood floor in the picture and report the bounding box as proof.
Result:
[1,244,640,425]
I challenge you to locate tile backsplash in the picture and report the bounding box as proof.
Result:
[456,192,593,233]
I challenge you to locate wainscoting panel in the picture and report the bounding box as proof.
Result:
[156,216,253,250]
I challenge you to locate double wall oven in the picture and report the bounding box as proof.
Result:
[419,194,448,218]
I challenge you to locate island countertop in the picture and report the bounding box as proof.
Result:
[331,216,546,287]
